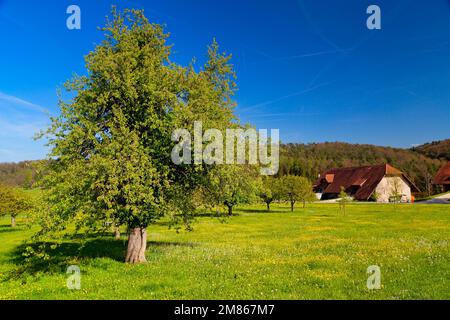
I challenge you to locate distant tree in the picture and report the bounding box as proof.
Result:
[22,170,33,189]
[389,177,403,205]
[338,186,350,215]
[201,166,259,216]
[280,176,315,211]
[259,177,281,211]
[0,185,34,227]
[420,167,433,197]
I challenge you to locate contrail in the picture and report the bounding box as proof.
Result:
[239,81,335,113]
[297,0,345,53]
[249,49,344,66]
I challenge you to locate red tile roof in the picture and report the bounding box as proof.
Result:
[314,164,419,200]
[433,161,450,185]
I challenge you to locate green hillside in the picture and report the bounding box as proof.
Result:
[1,141,447,196]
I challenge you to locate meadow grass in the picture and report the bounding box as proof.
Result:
[0,203,449,299]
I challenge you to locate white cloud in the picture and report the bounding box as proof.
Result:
[0,92,50,161]
[0,117,47,139]
[0,91,49,114]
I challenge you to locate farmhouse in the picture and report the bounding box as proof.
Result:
[432,161,450,192]
[313,164,419,203]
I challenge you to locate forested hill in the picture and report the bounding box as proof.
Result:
[279,142,446,194]
[411,139,450,161]
[0,161,40,188]
[0,141,448,195]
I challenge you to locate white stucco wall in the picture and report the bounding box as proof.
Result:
[374,176,412,203]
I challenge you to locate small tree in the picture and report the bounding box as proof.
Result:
[0,185,34,227]
[389,177,403,204]
[389,176,404,211]
[201,165,259,216]
[23,170,34,189]
[338,186,350,215]
[259,177,280,211]
[280,176,315,212]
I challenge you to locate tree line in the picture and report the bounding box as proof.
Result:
[412,139,450,161]
[0,161,39,188]
[1,141,445,198]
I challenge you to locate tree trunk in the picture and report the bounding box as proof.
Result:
[125,227,147,263]
[227,205,233,216]
[114,226,121,240]
[303,200,306,208]
[266,202,270,211]
[11,215,16,228]
[290,201,294,212]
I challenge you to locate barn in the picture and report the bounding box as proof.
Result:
[313,164,420,203]
[432,161,450,192]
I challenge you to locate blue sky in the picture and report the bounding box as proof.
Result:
[1,0,450,162]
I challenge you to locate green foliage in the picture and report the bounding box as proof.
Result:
[279,175,315,211]
[338,186,350,215]
[200,165,260,216]
[36,8,238,241]
[259,177,281,211]
[370,191,380,202]
[0,185,34,225]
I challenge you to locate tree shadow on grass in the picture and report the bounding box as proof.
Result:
[193,212,240,218]
[311,214,334,218]
[4,237,196,280]
[5,237,126,279]
[148,241,196,248]
[0,227,23,234]
[237,208,286,213]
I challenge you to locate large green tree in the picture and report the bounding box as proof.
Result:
[38,8,237,263]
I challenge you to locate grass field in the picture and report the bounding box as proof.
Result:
[0,203,449,300]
